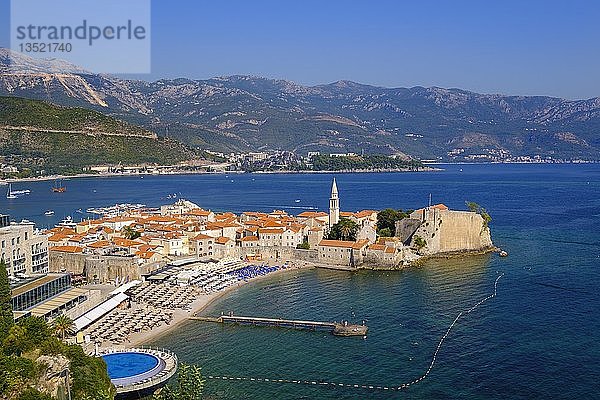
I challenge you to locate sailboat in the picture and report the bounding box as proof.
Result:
[6,184,17,199]
[6,184,30,199]
[52,179,66,193]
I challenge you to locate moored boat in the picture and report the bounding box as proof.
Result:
[52,179,66,193]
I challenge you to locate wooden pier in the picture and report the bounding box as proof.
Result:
[189,314,368,337]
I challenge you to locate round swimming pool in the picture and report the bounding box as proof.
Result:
[102,352,160,380]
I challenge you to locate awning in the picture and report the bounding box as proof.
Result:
[73,292,129,332]
[30,288,89,317]
[108,280,142,296]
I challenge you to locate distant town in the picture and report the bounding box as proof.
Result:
[2,149,596,181]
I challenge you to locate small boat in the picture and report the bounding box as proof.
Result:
[56,216,77,229]
[44,210,55,216]
[295,199,301,203]
[6,184,29,199]
[6,184,17,199]
[52,179,66,193]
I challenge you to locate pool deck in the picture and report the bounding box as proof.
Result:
[98,347,178,395]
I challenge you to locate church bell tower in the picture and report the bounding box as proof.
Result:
[329,177,340,227]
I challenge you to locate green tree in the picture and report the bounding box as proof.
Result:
[122,225,141,240]
[0,260,13,343]
[327,218,359,241]
[296,240,310,250]
[413,235,427,251]
[465,201,492,228]
[2,325,27,356]
[153,363,204,400]
[376,208,410,235]
[17,388,53,400]
[18,317,51,350]
[52,315,75,340]
[378,227,392,238]
[0,356,36,397]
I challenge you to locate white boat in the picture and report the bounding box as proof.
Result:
[44,210,55,216]
[295,199,301,203]
[6,184,17,199]
[6,183,29,199]
[56,216,77,229]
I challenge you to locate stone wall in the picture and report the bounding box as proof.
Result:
[50,252,159,283]
[49,252,86,274]
[84,255,139,283]
[231,246,318,263]
[411,209,493,255]
[395,218,422,244]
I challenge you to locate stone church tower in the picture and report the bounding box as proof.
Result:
[329,178,340,227]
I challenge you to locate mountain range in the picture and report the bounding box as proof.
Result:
[1,48,599,161]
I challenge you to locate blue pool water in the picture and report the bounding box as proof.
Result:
[102,352,159,379]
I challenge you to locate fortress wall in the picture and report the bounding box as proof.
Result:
[50,252,144,283]
[84,256,138,283]
[395,218,422,243]
[411,210,493,255]
[232,246,319,263]
[437,211,492,252]
[49,252,86,274]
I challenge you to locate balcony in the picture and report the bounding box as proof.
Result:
[32,248,48,256]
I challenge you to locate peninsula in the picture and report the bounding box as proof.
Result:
[3,178,496,396]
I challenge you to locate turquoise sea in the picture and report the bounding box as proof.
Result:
[2,164,599,399]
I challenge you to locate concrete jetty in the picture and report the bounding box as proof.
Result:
[190,313,368,337]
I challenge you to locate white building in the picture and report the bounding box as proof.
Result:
[1,218,49,277]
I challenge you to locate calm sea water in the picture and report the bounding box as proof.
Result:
[2,164,599,399]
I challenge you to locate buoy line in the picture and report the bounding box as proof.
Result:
[207,272,505,392]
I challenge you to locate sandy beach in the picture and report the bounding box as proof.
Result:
[112,263,315,348]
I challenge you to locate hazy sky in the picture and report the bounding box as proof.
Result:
[1,0,599,99]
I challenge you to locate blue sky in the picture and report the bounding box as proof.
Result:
[1,0,599,99]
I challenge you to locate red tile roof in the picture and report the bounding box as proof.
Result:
[215,236,231,245]
[50,245,83,253]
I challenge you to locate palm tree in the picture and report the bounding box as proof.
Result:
[52,314,75,340]
[340,223,353,241]
[122,225,141,240]
[338,218,358,241]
